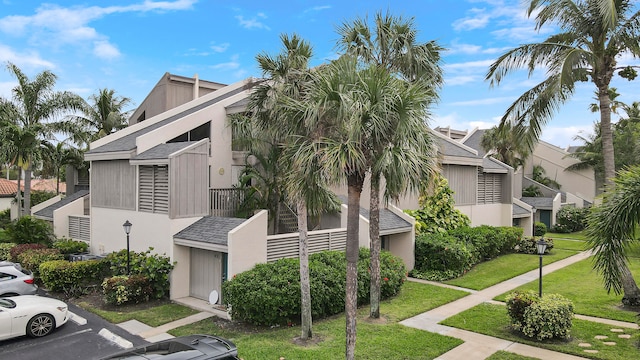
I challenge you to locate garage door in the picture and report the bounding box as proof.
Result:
[190,248,222,302]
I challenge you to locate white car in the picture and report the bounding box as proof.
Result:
[0,295,70,340]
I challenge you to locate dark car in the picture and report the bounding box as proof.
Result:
[100,334,239,360]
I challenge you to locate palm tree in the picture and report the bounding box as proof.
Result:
[532,164,561,189]
[336,11,443,320]
[0,62,83,216]
[41,141,84,194]
[586,165,640,306]
[68,88,132,147]
[236,33,340,341]
[480,122,531,169]
[302,55,439,360]
[486,0,640,188]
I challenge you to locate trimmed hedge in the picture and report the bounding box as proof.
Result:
[102,275,152,306]
[514,237,554,255]
[52,238,89,259]
[40,259,107,292]
[16,248,64,277]
[223,248,406,326]
[534,222,547,236]
[412,226,523,280]
[506,290,574,341]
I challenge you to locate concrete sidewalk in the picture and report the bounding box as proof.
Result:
[401,250,631,359]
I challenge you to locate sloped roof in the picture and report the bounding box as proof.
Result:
[520,197,553,210]
[462,128,487,157]
[173,216,246,246]
[33,190,89,220]
[86,86,246,155]
[437,137,478,158]
[512,202,531,217]
[132,141,199,161]
[0,178,16,197]
[359,208,412,233]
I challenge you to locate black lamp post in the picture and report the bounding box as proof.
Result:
[123,220,132,275]
[536,238,548,297]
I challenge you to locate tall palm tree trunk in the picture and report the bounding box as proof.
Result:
[297,200,313,340]
[15,170,22,217]
[369,175,381,319]
[599,86,616,188]
[346,176,364,360]
[24,166,32,216]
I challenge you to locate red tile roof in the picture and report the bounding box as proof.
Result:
[0,178,17,196]
[0,178,66,195]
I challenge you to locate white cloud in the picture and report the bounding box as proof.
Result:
[453,10,491,31]
[445,59,495,71]
[450,96,514,106]
[235,15,271,30]
[541,125,594,147]
[304,5,331,13]
[210,42,230,53]
[93,40,120,60]
[211,55,240,71]
[0,43,55,68]
[446,75,478,86]
[431,111,498,132]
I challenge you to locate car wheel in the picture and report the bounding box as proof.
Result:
[27,314,55,337]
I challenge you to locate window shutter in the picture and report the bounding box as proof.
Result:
[138,165,169,213]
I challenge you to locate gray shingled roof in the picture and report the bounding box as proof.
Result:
[513,203,531,217]
[482,157,508,172]
[462,129,486,156]
[359,208,412,232]
[33,190,89,220]
[437,138,477,158]
[173,216,246,245]
[133,142,198,161]
[520,197,553,210]
[86,86,245,155]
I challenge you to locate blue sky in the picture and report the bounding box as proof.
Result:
[1,0,639,147]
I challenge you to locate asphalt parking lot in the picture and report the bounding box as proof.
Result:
[0,299,147,360]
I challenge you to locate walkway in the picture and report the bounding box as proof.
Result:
[400,250,638,359]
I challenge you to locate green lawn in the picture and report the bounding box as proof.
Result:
[170,281,469,359]
[444,249,578,290]
[442,303,639,360]
[486,351,539,360]
[494,258,640,323]
[78,302,200,327]
[546,231,587,241]
[551,238,588,252]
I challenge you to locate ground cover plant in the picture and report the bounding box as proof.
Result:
[486,351,539,360]
[169,281,468,359]
[494,258,640,323]
[442,303,639,360]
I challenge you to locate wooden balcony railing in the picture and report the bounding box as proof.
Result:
[210,188,245,217]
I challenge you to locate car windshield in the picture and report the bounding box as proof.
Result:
[0,298,16,309]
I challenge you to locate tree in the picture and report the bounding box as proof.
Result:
[486,0,640,188]
[586,165,640,306]
[302,55,438,360]
[336,11,443,320]
[41,141,84,194]
[0,62,83,216]
[236,33,340,341]
[67,88,132,147]
[532,164,561,189]
[480,122,531,169]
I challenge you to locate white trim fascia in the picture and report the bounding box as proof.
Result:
[441,155,483,166]
[85,150,136,161]
[129,159,170,166]
[174,238,229,253]
[380,227,413,236]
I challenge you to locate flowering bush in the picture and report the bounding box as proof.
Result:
[103,248,174,299]
[552,206,589,233]
[102,275,152,306]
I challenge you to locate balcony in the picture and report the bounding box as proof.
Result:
[210,188,245,217]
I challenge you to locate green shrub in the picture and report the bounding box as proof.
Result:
[533,222,547,236]
[412,233,474,280]
[409,269,460,281]
[0,242,16,261]
[30,190,57,207]
[514,237,554,254]
[10,243,48,262]
[40,259,107,293]
[52,238,89,259]
[505,290,539,328]
[104,248,174,300]
[552,206,589,233]
[0,209,10,229]
[102,275,152,306]
[16,248,64,277]
[521,294,574,341]
[223,248,406,326]
[4,216,55,246]
[404,174,470,235]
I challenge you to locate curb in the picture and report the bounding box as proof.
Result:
[69,311,87,326]
[99,328,133,349]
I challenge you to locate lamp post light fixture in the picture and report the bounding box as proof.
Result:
[537,238,548,297]
[123,220,132,275]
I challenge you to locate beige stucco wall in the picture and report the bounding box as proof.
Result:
[0,197,13,211]
[228,210,268,277]
[170,245,191,299]
[387,205,415,271]
[52,197,85,239]
[526,141,596,202]
[456,203,512,227]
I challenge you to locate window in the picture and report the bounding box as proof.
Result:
[139,165,169,213]
[477,172,503,204]
[168,122,210,143]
